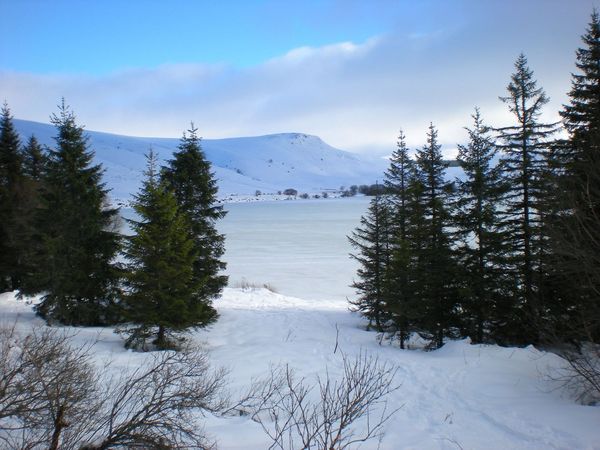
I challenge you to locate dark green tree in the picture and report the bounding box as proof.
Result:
[161,124,226,324]
[22,135,47,181]
[28,101,121,325]
[0,103,24,292]
[412,123,458,348]
[383,131,417,348]
[13,135,48,292]
[123,150,205,350]
[349,190,392,332]
[562,10,600,150]
[453,108,510,343]
[496,54,558,343]
[553,10,600,342]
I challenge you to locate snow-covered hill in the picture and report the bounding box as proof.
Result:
[13,119,387,202]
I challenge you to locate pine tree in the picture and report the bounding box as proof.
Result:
[553,10,600,341]
[496,54,558,343]
[123,150,202,350]
[412,123,457,348]
[383,131,417,348]
[453,108,509,343]
[0,103,24,291]
[161,124,226,324]
[29,101,121,325]
[349,190,392,332]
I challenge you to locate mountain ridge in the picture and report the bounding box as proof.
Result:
[13,119,386,202]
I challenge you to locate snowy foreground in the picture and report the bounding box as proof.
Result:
[1,289,599,450]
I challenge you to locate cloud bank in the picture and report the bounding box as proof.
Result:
[0,1,591,156]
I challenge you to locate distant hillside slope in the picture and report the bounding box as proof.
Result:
[13,119,387,202]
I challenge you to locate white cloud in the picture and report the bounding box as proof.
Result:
[0,3,587,156]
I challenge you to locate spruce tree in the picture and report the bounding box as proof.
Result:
[22,135,46,181]
[0,103,24,291]
[161,124,225,324]
[453,109,509,343]
[349,190,392,332]
[496,54,557,343]
[13,135,48,293]
[123,150,202,350]
[561,10,600,149]
[412,123,457,348]
[383,131,417,348]
[30,101,121,325]
[554,10,600,341]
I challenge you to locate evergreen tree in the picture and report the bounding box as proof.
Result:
[29,101,121,325]
[453,108,509,343]
[383,131,417,348]
[496,54,557,343]
[123,150,203,350]
[13,135,48,292]
[349,190,392,332]
[22,135,47,181]
[0,103,24,291]
[562,10,600,149]
[412,123,457,348]
[554,10,600,341]
[161,124,226,324]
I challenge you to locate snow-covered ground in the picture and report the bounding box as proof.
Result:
[8,119,597,449]
[2,289,598,450]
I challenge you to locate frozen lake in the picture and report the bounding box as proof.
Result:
[219,197,369,302]
[121,197,370,303]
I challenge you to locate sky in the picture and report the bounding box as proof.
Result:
[0,0,597,156]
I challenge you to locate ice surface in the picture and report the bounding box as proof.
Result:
[219,197,370,301]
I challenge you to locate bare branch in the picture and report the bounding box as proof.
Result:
[243,351,401,450]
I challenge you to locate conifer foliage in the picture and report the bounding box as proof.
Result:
[496,54,557,343]
[412,124,457,348]
[31,102,121,326]
[453,109,508,343]
[350,126,459,348]
[162,124,226,324]
[0,103,24,292]
[555,10,600,341]
[122,150,202,350]
[348,190,392,332]
[383,132,417,348]
[22,135,46,181]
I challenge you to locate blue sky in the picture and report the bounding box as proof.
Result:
[2,0,401,73]
[0,0,597,155]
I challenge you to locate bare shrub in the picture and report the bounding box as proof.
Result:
[82,349,227,449]
[0,324,99,450]
[552,343,600,405]
[234,278,278,293]
[235,351,401,450]
[0,324,226,449]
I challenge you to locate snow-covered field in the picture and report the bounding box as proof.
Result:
[2,289,599,450]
